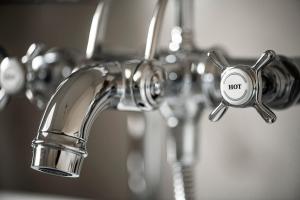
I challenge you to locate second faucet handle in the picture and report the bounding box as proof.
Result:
[208,50,277,123]
[0,57,26,109]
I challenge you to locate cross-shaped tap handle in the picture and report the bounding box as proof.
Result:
[208,50,277,123]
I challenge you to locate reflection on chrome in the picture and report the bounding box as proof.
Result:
[31,63,121,177]
[31,60,165,177]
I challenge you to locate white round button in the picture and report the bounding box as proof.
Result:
[0,57,25,94]
[220,68,253,106]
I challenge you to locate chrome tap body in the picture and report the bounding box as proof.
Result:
[31,60,165,177]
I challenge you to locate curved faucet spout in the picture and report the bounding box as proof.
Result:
[31,59,165,178]
[31,62,122,177]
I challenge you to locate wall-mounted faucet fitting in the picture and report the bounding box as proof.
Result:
[31,60,165,177]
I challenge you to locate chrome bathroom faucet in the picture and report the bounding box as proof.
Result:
[31,0,167,177]
[26,0,300,200]
[31,59,165,176]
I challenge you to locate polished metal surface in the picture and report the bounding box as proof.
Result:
[23,43,80,109]
[207,50,300,123]
[160,50,207,200]
[126,0,168,198]
[162,1,202,199]
[144,0,168,60]
[30,0,168,180]
[172,0,194,51]
[171,163,194,200]
[32,62,123,177]
[0,57,25,108]
[0,57,26,110]
[0,57,25,95]
[31,59,165,177]
[0,43,79,110]
[208,50,276,123]
[86,0,110,59]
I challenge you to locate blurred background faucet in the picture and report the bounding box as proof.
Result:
[0,43,80,110]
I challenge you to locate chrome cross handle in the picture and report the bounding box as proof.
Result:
[208,50,277,123]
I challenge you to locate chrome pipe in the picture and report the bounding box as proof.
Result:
[175,0,194,37]
[86,0,110,59]
[171,0,194,51]
[127,0,168,197]
[144,0,168,60]
[167,113,202,166]
[164,100,204,200]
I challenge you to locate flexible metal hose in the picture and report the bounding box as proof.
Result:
[172,162,195,200]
